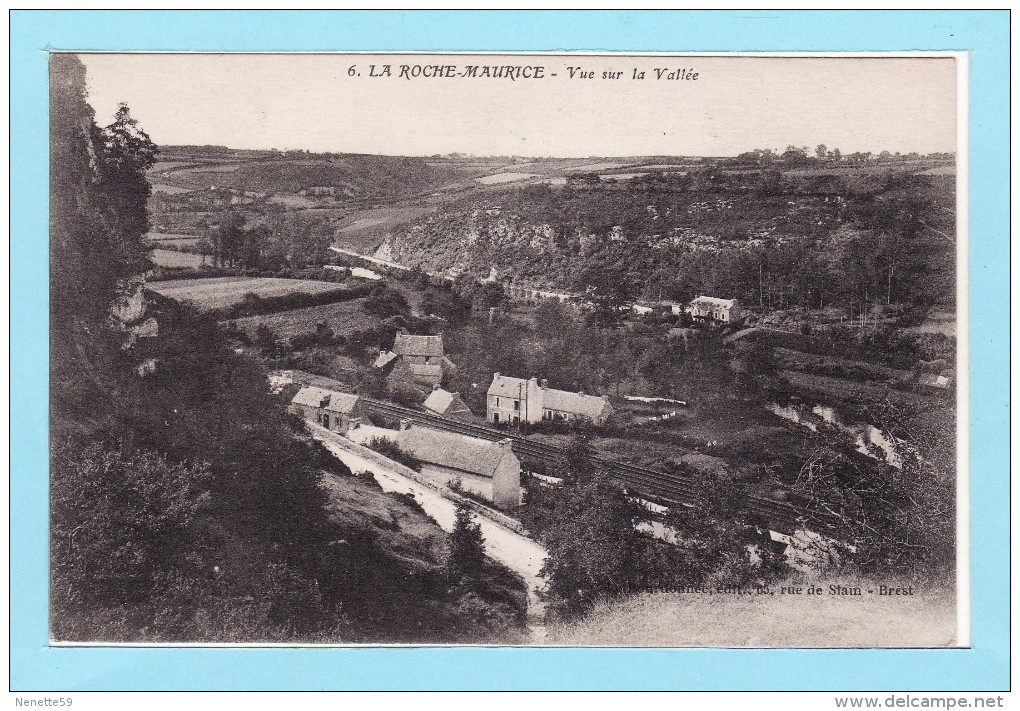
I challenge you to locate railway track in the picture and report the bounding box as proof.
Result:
[363,398,831,534]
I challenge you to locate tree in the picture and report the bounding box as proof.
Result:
[815,144,828,160]
[95,103,159,276]
[50,56,156,339]
[447,503,486,582]
[537,471,648,617]
[661,468,787,589]
[577,263,638,328]
[787,411,956,579]
[254,323,283,358]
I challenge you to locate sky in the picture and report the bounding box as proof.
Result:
[79,53,958,158]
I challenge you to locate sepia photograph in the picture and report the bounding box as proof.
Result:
[49,51,962,648]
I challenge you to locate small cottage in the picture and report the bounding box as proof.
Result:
[398,423,521,508]
[288,385,366,434]
[422,386,474,421]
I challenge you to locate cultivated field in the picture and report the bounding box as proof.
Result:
[335,204,433,253]
[145,232,204,246]
[150,249,206,268]
[226,298,377,338]
[150,184,195,195]
[148,276,343,311]
[475,172,539,185]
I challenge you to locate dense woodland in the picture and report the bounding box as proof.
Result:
[390,168,955,318]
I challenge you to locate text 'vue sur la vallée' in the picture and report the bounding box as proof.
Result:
[349,64,700,81]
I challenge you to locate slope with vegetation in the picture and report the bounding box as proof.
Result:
[49,54,524,644]
[386,167,955,319]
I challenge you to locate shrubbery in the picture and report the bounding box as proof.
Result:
[522,438,787,619]
[365,436,421,472]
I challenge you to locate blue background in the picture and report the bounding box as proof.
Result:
[10,10,1010,691]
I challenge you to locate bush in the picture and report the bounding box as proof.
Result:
[50,442,210,623]
[216,284,372,321]
[366,436,421,472]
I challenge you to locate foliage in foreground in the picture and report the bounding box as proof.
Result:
[49,54,525,644]
[522,438,787,619]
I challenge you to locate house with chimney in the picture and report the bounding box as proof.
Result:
[288,385,367,434]
[373,333,456,387]
[687,296,745,324]
[397,422,521,508]
[486,373,614,426]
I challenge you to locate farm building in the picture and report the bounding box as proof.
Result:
[687,295,744,324]
[397,422,521,508]
[288,385,367,434]
[486,373,614,426]
[373,333,456,387]
[422,386,474,421]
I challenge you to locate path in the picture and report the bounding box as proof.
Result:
[310,425,549,640]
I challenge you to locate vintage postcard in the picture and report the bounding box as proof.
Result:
[49,51,963,649]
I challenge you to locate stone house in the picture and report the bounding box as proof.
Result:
[486,373,614,426]
[288,385,367,434]
[397,422,521,508]
[373,333,456,388]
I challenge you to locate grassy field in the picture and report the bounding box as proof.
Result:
[148,276,343,311]
[150,183,195,195]
[335,205,434,253]
[546,577,956,647]
[227,298,377,338]
[475,172,540,185]
[145,232,204,245]
[150,249,206,268]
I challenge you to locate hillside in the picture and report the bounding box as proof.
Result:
[152,147,461,201]
[49,55,526,644]
[384,168,956,311]
[52,290,527,643]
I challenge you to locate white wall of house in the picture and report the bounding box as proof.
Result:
[487,377,544,425]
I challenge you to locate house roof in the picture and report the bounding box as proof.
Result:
[400,425,517,479]
[487,374,530,398]
[918,374,952,389]
[542,387,611,420]
[691,295,738,309]
[291,386,334,409]
[322,391,360,414]
[291,386,359,414]
[423,388,469,415]
[373,350,399,369]
[393,333,444,358]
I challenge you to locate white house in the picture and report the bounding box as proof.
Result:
[486,373,614,426]
[397,423,521,508]
[687,296,744,324]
